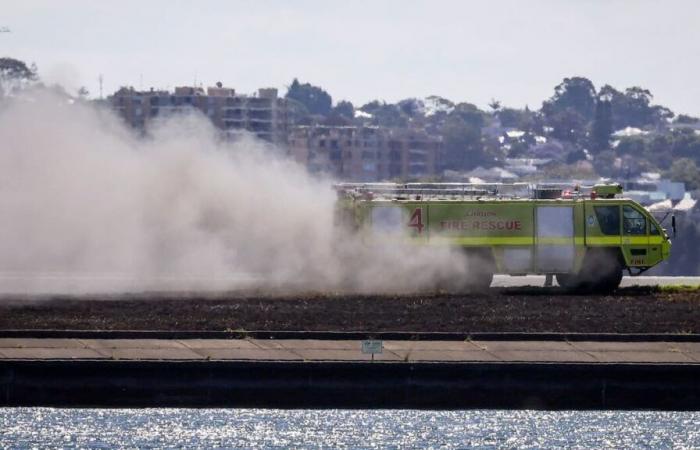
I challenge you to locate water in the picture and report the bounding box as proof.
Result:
[1,408,699,449]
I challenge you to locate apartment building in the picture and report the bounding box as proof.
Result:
[384,128,441,180]
[288,125,441,181]
[111,85,289,144]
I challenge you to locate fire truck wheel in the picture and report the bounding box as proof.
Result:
[555,273,579,289]
[463,249,494,291]
[578,249,623,294]
[557,249,623,293]
[591,259,623,293]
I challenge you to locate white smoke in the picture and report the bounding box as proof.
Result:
[0,91,470,294]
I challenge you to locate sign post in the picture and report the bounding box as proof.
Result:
[361,340,383,362]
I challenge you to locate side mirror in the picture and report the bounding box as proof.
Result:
[672,215,677,238]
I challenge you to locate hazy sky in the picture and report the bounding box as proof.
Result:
[3,0,700,115]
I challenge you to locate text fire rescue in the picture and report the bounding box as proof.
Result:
[407,208,522,233]
[438,210,522,232]
[440,219,522,231]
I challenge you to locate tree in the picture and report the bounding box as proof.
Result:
[77,86,90,99]
[497,107,540,132]
[598,84,672,129]
[285,78,332,116]
[674,114,700,124]
[668,158,700,191]
[546,107,588,144]
[333,100,354,119]
[359,100,407,127]
[286,97,311,124]
[646,134,674,169]
[592,150,618,177]
[542,77,597,122]
[668,128,700,160]
[0,57,38,97]
[440,117,487,171]
[397,98,424,117]
[451,102,484,128]
[590,97,613,152]
[566,148,587,164]
[616,136,647,156]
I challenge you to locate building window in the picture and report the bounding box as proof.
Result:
[361,151,375,160]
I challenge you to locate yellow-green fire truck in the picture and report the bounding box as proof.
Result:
[334,182,672,292]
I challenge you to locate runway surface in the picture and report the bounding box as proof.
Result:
[0,272,697,295]
[492,275,700,288]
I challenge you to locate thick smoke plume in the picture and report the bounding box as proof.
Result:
[0,92,469,294]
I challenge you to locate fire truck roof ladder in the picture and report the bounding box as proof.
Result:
[334,182,622,200]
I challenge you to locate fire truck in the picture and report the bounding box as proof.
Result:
[334,182,672,292]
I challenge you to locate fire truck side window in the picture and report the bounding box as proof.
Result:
[594,206,620,235]
[623,206,646,235]
[650,221,660,235]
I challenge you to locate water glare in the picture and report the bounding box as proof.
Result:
[1,408,699,449]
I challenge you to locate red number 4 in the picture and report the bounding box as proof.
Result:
[408,207,424,234]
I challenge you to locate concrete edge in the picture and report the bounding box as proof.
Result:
[0,358,697,366]
[1,329,700,342]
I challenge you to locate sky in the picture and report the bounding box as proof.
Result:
[3,0,700,115]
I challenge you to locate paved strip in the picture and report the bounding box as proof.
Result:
[0,338,699,364]
[0,273,698,295]
[492,275,700,288]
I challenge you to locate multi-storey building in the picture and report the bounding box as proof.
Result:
[384,128,441,180]
[110,85,289,144]
[288,125,441,181]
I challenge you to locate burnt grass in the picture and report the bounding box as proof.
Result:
[0,287,698,334]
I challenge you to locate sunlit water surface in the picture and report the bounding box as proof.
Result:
[1,408,699,449]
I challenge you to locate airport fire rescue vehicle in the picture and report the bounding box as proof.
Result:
[334,182,672,292]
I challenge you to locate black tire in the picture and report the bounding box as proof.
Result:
[462,248,495,292]
[555,273,579,289]
[566,249,623,294]
[590,257,623,293]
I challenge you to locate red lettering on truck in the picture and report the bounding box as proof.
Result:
[408,208,424,234]
[475,220,523,231]
[440,219,523,231]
